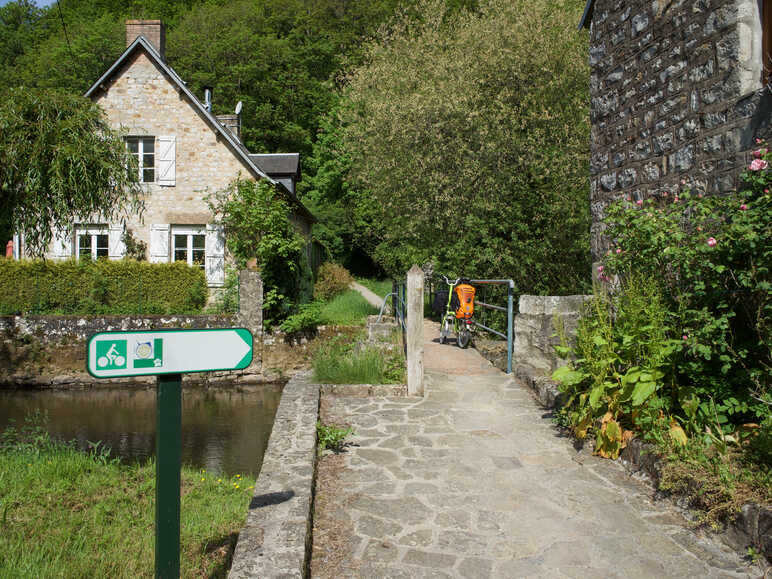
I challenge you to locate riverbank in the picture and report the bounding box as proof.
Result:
[0,421,251,577]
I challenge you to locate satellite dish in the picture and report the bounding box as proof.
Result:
[235,101,243,115]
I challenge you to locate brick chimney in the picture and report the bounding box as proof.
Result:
[126,20,165,60]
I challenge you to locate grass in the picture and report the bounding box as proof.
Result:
[312,334,404,384]
[0,416,252,578]
[355,277,393,300]
[657,437,772,529]
[318,290,379,326]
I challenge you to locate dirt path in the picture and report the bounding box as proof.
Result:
[350,281,386,309]
[311,319,761,578]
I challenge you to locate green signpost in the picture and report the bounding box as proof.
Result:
[86,328,253,578]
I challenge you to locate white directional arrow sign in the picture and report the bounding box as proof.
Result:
[86,328,253,378]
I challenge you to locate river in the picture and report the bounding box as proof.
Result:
[0,382,283,476]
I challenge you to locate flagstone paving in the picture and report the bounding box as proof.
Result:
[310,320,764,578]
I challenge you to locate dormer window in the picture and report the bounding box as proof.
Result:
[126,136,155,182]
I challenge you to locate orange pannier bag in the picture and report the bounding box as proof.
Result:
[454,284,476,319]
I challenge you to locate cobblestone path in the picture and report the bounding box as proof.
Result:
[310,320,762,578]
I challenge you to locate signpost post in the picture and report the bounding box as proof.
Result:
[86,328,253,578]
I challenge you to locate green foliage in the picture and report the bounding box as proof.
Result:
[0,259,207,315]
[331,0,590,292]
[280,290,379,335]
[0,87,142,256]
[279,301,322,335]
[314,262,354,301]
[600,148,771,436]
[316,421,354,452]
[0,412,251,577]
[121,228,147,261]
[207,179,309,325]
[552,275,683,458]
[205,267,240,314]
[313,338,404,384]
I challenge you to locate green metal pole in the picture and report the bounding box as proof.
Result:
[507,282,514,375]
[156,373,182,579]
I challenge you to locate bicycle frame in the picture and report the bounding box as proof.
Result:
[439,275,474,348]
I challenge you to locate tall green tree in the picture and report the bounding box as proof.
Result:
[0,88,142,256]
[336,0,591,293]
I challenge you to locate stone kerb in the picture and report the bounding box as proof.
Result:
[229,371,320,578]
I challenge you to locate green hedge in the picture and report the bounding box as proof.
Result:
[0,259,208,315]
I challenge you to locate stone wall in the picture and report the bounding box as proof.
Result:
[92,50,256,252]
[513,294,591,376]
[589,0,772,262]
[229,371,319,578]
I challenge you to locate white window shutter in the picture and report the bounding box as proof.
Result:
[149,224,170,263]
[52,228,72,260]
[157,136,176,186]
[108,224,125,260]
[205,224,225,286]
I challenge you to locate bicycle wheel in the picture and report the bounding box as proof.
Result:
[457,327,471,349]
[440,317,452,344]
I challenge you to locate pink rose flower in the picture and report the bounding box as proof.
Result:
[707,237,717,247]
[616,248,622,254]
[682,335,688,341]
[753,149,762,158]
[662,191,669,197]
[597,265,604,273]
[636,199,643,206]
[749,158,768,171]
[740,204,748,211]
[765,189,769,193]
[697,193,703,198]
[673,196,679,203]
[756,138,763,144]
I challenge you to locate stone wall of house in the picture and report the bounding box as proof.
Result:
[91,51,254,252]
[589,0,772,262]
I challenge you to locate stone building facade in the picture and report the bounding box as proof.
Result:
[34,20,313,287]
[581,0,772,262]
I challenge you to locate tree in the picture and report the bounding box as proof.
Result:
[337,0,591,294]
[206,178,311,324]
[0,87,142,256]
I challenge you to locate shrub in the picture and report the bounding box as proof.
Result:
[552,275,683,458]
[314,262,354,301]
[207,179,311,326]
[600,151,771,433]
[554,143,771,462]
[0,259,208,315]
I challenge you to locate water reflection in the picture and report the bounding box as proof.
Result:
[0,383,283,476]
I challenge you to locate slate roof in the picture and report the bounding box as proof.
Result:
[84,36,314,222]
[579,0,595,30]
[249,154,301,178]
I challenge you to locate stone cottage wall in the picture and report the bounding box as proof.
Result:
[93,51,254,250]
[589,0,772,262]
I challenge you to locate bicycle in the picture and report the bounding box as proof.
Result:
[434,275,476,349]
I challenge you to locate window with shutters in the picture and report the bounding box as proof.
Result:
[126,136,155,183]
[76,225,109,260]
[171,226,205,269]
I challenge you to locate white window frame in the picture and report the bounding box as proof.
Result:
[171,226,206,269]
[76,225,109,261]
[126,136,155,183]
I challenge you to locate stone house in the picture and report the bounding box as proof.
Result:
[580,0,772,263]
[35,20,314,288]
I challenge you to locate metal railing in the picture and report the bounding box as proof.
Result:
[468,279,515,374]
